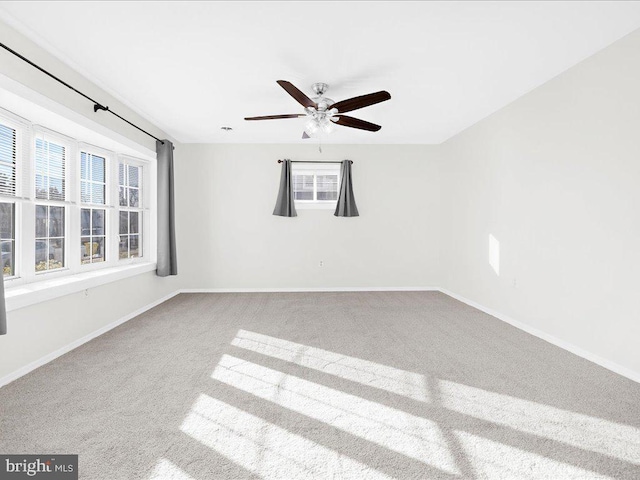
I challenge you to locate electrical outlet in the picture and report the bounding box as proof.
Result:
[319,261,324,267]
[512,278,517,288]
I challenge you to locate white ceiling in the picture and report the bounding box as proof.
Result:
[1,1,640,145]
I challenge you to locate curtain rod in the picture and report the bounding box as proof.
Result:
[277,160,353,164]
[0,41,164,145]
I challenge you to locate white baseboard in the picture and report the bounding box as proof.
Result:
[438,288,640,384]
[181,287,439,293]
[0,290,180,388]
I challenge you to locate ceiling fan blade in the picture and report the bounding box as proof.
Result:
[302,131,310,139]
[334,115,382,132]
[277,80,317,109]
[244,114,304,120]
[331,91,391,113]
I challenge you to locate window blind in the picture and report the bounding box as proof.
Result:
[0,122,17,197]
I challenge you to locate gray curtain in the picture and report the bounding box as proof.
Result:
[156,140,177,276]
[335,160,359,217]
[0,274,6,335]
[273,159,297,217]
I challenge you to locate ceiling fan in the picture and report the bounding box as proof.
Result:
[245,80,391,139]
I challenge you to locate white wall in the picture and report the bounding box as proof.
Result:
[440,29,640,377]
[176,144,441,290]
[0,19,166,153]
[0,273,179,382]
[0,19,181,382]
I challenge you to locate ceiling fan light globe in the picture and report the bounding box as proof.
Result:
[304,118,320,136]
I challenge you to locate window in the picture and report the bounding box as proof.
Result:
[34,135,67,272]
[292,164,341,209]
[118,161,143,259]
[80,152,106,264]
[0,104,154,291]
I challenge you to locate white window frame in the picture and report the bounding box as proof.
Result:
[116,155,149,265]
[0,108,29,281]
[77,143,114,272]
[292,162,341,210]
[0,110,156,294]
[28,126,75,282]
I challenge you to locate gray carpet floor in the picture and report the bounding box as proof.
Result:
[1,292,639,479]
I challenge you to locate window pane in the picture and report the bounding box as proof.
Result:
[294,190,313,200]
[317,190,337,201]
[128,187,139,207]
[91,155,105,183]
[129,211,139,234]
[0,203,14,239]
[91,209,105,235]
[128,165,139,187]
[119,235,129,259]
[35,205,48,238]
[48,177,64,201]
[81,236,92,264]
[130,235,140,258]
[81,209,91,236]
[81,236,105,264]
[49,238,64,270]
[35,239,48,268]
[93,237,105,263]
[81,181,90,203]
[119,163,125,186]
[317,174,338,201]
[49,206,64,238]
[119,211,128,235]
[2,241,14,276]
[119,186,127,206]
[0,158,16,196]
[91,183,105,204]
[35,173,47,200]
[81,152,89,181]
[34,139,45,198]
[35,238,64,271]
[35,139,66,201]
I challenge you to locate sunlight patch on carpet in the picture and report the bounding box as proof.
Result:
[232,329,429,402]
[454,431,615,479]
[181,394,394,480]
[148,459,195,480]
[211,354,459,475]
[440,379,640,465]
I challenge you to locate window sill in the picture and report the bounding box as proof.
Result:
[5,262,157,312]
[295,202,337,210]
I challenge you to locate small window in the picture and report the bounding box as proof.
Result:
[292,164,340,209]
